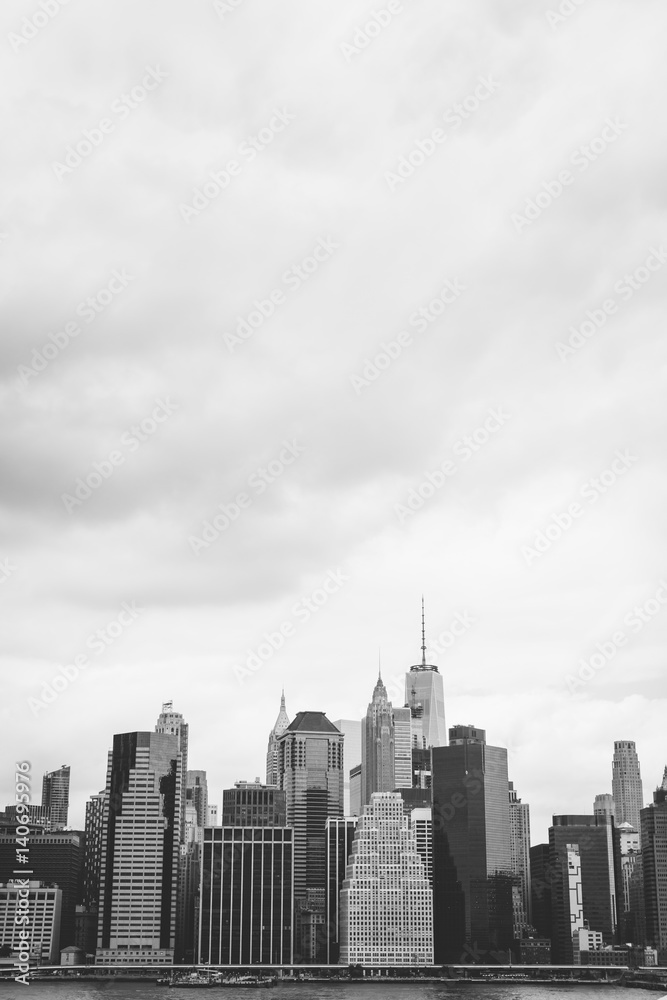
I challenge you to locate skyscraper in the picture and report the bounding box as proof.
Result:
[266,691,290,787]
[96,731,182,965]
[326,817,357,963]
[41,765,70,830]
[405,600,446,749]
[594,793,616,822]
[431,725,514,962]
[509,781,532,938]
[361,673,395,806]
[222,779,286,826]
[612,741,644,831]
[333,719,362,815]
[277,711,344,963]
[549,814,620,963]
[155,702,189,841]
[186,770,209,830]
[339,792,433,966]
[640,785,667,964]
[393,707,413,790]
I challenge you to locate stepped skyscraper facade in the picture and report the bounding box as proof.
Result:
[339,792,433,965]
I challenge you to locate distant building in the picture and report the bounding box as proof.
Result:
[339,792,433,966]
[333,720,362,815]
[96,731,182,965]
[326,817,357,964]
[432,726,514,963]
[155,702,189,842]
[222,780,286,827]
[266,691,290,788]
[509,781,532,938]
[186,771,208,831]
[349,765,361,818]
[612,741,644,832]
[206,804,218,826]
[594,793,616,822]
[404,600,446,749]
[410,807,432,885]
[517,936,551,964]
[530,843,553,941]
[0,881,62,965]
[198,826,293,965]
[361,673,395,807]
[41,765,70,830]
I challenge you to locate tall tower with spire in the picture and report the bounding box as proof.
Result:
[266,691,290,786]
[405,598,447,748]
[361,671,395,807]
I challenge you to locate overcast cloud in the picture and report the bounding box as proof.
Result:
[1,0,666,844]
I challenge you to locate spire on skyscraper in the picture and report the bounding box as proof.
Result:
[421,595,426,667]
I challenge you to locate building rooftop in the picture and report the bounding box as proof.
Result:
[286,711,340,734]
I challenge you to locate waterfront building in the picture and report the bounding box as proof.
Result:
[95,731,182,965]
[509,781,532,938]
[277,711,344,963]
[431,726,514,963]
[333,720,362,815]
[222,779,286,827]
[326,817,357,963]
[612,741,644,832]
[640,785,667,964]
[361,673,395,806]
[41,765,70,830]
[549,814,620,963]
[530,843,553,941]
[198,826,293,965]
[266,691,290,788]
[0,830,83,952]
[404,600,446,749]
[339,791,433,966]
[0,881,62,964]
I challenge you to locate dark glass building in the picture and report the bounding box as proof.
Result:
[0,830,84,951]
[325,817,357,963]
[640,788,667,963]
[431,726,515,963]
[198,826,293,965]
[222,781,286,827]
[548,815,620,963]
[530,843,553,942]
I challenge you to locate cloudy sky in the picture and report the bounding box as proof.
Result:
[1,0,666,845]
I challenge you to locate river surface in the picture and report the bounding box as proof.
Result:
[0,982,653,1000]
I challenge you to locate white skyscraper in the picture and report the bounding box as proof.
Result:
[405,600,446,748]
[508,781,531,936]
[410,807,432,885]
[339,791,433,966]
[155,702,189,839]
[393,707,413,790]
[612,741,644,831]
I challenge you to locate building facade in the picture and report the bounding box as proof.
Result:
[509,781,532,938]
[612,741,644,832]
[431,726,514,963]
[222,780,286,827]
[339,792,433,966]
[641,788,667,964]
[0,882,62,965]
[326,817,357,963]
[361,674,395,807]
[41,765,70,830]
[266,692,290,788]
[96,731,182,965]
[198,826,293,966]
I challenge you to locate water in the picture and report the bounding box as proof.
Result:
[0,983,652,1000]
